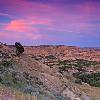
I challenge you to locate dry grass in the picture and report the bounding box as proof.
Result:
[0,84,37,100]
[76,84,100,100]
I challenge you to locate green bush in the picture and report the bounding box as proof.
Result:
[74,72,100,87]
[58,59,100,69]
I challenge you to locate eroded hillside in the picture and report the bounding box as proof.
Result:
[0,44,100,100]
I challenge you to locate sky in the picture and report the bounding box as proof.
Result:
[0,0,100,47]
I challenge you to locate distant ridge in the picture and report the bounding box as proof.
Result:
[83,47,100,49]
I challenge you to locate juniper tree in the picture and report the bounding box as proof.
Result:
[15,42,24,56]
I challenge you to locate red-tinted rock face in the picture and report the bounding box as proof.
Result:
[24,46,100,61]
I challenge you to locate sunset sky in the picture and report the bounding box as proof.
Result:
[0,0,100,47]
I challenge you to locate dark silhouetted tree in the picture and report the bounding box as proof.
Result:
[15,42,24,56]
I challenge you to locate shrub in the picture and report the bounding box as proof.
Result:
[0,60,12,68]
[0,60,13,73]
[23,72,30,80]
[58,66,67,73]
[45,55,56,59]
[75,79,82,84]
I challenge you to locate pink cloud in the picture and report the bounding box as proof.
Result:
[0,31,43,41]
[4,19,38,32]
[31,19,52,26]
[0,32,21,39]
[5,20,27,32]
[4,16,52,32]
